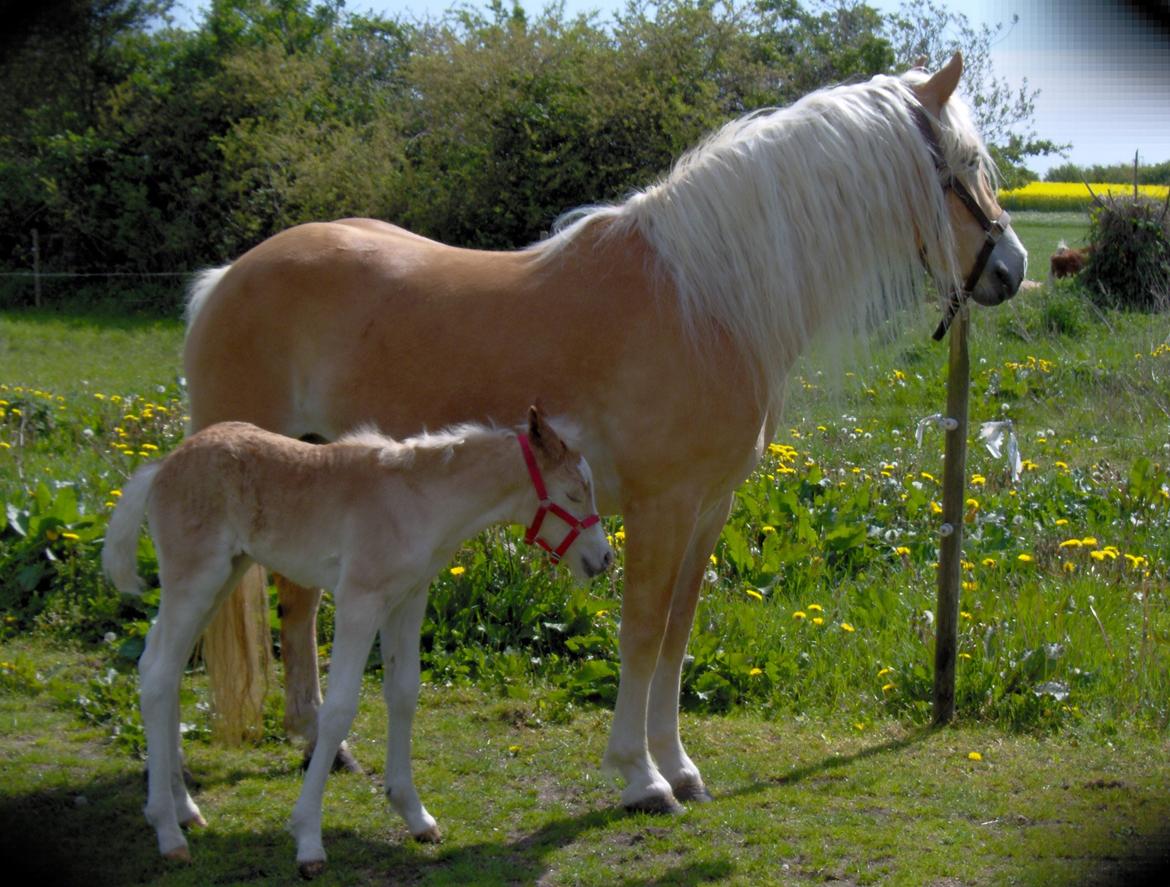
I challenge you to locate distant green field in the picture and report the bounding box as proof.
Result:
[1008,211,1091,279]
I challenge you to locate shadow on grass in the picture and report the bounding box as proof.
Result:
[723,724,934,799]
[0,768,735,886]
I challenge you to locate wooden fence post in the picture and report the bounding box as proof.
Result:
[32,228,42,308]
[933,305,970,725]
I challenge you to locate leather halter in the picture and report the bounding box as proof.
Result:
[517,434,601,564]
[911,104,1012,341]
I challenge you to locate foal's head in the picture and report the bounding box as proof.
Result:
[523,405,614,581]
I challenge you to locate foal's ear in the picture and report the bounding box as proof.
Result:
[528,403,568,463]
[913,51,963,113]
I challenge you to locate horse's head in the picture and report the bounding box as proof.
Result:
[909,53,1028,308]
[521,405,614,582]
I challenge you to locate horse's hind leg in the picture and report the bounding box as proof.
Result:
[647,493,733,803]
[275,575,362,774]
[379,586,439,841]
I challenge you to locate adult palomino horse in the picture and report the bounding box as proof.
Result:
[185,54,1027,814]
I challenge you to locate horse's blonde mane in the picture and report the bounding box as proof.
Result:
[534,73,992,413]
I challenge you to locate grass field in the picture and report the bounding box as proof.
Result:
[2,212,1170,883]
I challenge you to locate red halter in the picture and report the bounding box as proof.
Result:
[517,433,601,564]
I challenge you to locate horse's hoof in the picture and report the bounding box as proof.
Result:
[299,744,364,774]
[624,793,685,816]
[333,744,363,774]
[181,813,208,829]
[412,824,443,844]
[163,845,192,864]
[298,859,326,880]
[672,780,713,803]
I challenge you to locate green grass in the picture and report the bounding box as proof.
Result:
[1,638,1168,886]
[0,309,184,395]
[1009,211,1091,278]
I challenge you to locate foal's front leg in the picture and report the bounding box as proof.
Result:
[380,587,440,841]
[289,588,385,877]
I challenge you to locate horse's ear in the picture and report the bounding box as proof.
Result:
[914,51,963,112]
[528,403,567,463]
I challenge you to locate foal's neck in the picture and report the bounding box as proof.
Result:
[409,431,532,542]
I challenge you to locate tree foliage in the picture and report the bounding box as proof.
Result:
[0,0,1062,306]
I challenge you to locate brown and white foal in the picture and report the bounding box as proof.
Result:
[102,406,612,874]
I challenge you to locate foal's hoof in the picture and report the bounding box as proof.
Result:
[298,859,326,880]
[672,780,713,804]
[181,813,208,829]
[163,846,192,864]
[412,824,443,844]
[623,793,685,816]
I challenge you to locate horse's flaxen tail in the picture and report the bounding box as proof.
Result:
[185,266,231,330]
[102,462,162,595]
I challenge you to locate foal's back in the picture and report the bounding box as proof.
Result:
[149,423,388,588]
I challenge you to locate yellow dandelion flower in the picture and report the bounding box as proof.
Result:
[881,682,896,693]
[792,610,807,621]
[745,588,764,602]
[970,474,986,486]
[921,471,937,483]
[749,667,763,677]
[960,610,973,620]
[1054,518,1069,526]
[877,667,893,677]
[1055,461,1069,471]
[762,525,776,535]
[1124,553,1147,569]
[930,501,943,515]
[1059,539,1082,549]
[709,554,718,566]
[959,652,973,660]
[895,546,911,556]
[981,557,997,567]
[1081,537,1098,548]
[807,603,823,612]
[812,616,824,626]
[840,622,856,633]
[967,751,983,762]
[61,532,80,541]
[449,566,466,577]
[1017,554,1034,563]
[1063,561,1077,573]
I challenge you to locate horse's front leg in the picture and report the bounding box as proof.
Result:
[289,587,384,878]
[603,494,702,813]
[379,586,440,841]
[646,493,733,803]
[275,574,362,773]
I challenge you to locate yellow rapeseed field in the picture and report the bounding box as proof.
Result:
[999,181,1170,212]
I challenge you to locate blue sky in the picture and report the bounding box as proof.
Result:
[173,1,1170,176]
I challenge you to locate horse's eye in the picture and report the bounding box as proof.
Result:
[567,492,584,504]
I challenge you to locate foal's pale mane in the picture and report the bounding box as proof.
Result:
[335,422,511,468]
[534,73,993,413]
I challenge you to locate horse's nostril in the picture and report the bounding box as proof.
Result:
[603,549,615,570]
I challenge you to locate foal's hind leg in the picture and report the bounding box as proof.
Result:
[380,587,439,841]
[141,554,252,860]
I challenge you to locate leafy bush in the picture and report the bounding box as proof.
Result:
[1083,194,1170,311]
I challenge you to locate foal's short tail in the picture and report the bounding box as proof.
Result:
[102,462,163,596]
